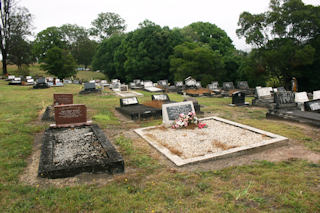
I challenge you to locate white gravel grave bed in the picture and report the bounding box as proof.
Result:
[135,116,288,166]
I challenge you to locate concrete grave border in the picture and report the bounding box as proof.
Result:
[135,116,288,166]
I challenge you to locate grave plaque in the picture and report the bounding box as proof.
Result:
[223,82,234,90]
[304,99,320,112]
[232,91,246,106]
[274,91,296,108]
[54,104,87,126]
[84,82,96,90]
[256,87,272,98]
[152,94,170,101]
[53,94,73,105]
[175,81,183,87]
[295,92,309,103]
[313,90,320,100]
[162,101,195,125]
[120,97,139,107]
[237,81,249,90]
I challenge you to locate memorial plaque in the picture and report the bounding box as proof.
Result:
[223,82,234,90]
[304,99,320,112]
[313,90,320,100]
[84,82,96,90]
[54,104,87,126]
[175,81,183,87]
[237,81,249,90]
[256,87,272,98]
[274,91,296,108]
[120,97,139,107]
[53,94,73,105]
[152,94,170,101]
[144,81,153,88]
[162,101,195,125]
[37,77,46,84]
[295,92,309,103]
[232,91,246,106]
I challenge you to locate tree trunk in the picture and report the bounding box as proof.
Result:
[2,51,8,76]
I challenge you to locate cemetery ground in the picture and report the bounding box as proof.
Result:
[0,81,320,212]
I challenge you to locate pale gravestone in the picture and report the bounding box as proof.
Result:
[120,97,139,107]
[53,94,73,105]
[274,91,296,109]
[152,94,170,101]
[237,81,249,90]
[175,81,183,87]
[256,87,272,98]
[295,92,309,103]
[162,101,195,126]
[185,77,196,87]
[223,82,234,90]
[144,81,153,88]
[37,77,46,84]
[313,90,320,100]
[158,80,168,87]
[195,82,202,88]
[53,104,88,127]
[208,82,219,90]
[8,75,15,80]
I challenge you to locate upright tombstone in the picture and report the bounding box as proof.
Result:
[152,94,170,102]
[9,77,22,85]
[53,104,89,127]
[256,87,272,98]
[120,96,139,107]
[304,99,320,112]
[53,94,73,105]
[252,87,274,107]
[144,81,153,88]
[222,82,235,91]
[313,90,320,100]
[237,81,249,90]
[157,80,168,88]
[277,87,286,92]
[185,76,197,88]
[120,85,128,92]
[33,77,50,89]
[195,81,202,88]
[295,92,309,111]
[79,82,101,94]
[7,75,15,81]
[162,101,195,126]
[232,91,246,106]
[175,81,183,87]
[274,91,296,109]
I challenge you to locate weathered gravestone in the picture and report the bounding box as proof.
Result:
[120,85,128,92]
[33,77,50,89]
[175,81,183,87]
[304,99,320,112]
[252,87,274,107]
[256,87,272,98]
[143,81,162,92]
[195,82,202,88]
[209,82,219,90]
[274,91,296,109]
[79,82,101,94]
[144,81,153,88]
[313,90,320,100]
[232,91,246,106]
[185,77,197,87]
[158,80,168,87]
[120,96,139,107]
[295,92,309,111]
[7,75,15,81]
[237,81,249,90]
[162,101,195,126]
[53,104,89,127]
[152,94,170,102]
[9,77,22,85]
[223,82,234,90]
[53,94,73,105]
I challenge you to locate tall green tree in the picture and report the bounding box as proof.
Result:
[0,1,32,75]
[90,12,126,41]
[237,0,320,90]
[40,47,77,79]
[7,35,33,68]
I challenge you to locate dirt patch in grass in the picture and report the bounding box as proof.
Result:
[143,100,164,109]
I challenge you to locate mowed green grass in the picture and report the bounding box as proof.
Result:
[0,80,319,212]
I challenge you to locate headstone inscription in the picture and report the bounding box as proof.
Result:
[162,101,195,125]
[54,104,87,126]
[313,90,320,100]
[53,94,73,105]
[84,82,96,90]
[237,81,249,90]
[274,91,296,109]
[304,99,320,112]
[232,91,246,106]
[120,97,139,107]
[152,94,170,101]
[223,82,234,90]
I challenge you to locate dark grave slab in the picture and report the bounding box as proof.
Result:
[304,99,320,113]
[38,124,124,179]
[116,97,161,120]
[183,97,202,114]
[79,82,101,94]
[162,101,195,125]
[274,91,296,109]
[231,91,247,106]
[52,104,91,128]
[237,81,249,90]
[54,94,73,105]
[223,82,234,90]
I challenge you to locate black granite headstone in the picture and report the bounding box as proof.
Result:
[274,91,296,109]
[232,91,246,106]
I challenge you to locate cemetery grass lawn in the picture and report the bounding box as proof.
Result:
[0,80,319,212]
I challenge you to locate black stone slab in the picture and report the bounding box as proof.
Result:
[274,91,296,109]
[304,99,320,113]
[38,124,124,179]
[116,104,162,120]
[232,91,246,106]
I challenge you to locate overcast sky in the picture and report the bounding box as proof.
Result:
[20,0,319,51]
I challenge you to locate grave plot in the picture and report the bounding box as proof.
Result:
[38,104,124,178]
[135,116,287,166]
[116,97,162,120]
[42,94,73,121]
[266,91,320,127]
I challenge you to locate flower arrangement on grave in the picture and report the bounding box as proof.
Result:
[171,112,208,129]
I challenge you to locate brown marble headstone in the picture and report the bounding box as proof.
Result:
[54,104,87,126]
[53,94,73,105]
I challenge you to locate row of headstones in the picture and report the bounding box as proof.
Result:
[7,75,35,84]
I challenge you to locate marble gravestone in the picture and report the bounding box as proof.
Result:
[152,94,170,102]
[162,101,195,126]
[295,92,309,103]
[120,97,139,107]
[175,81,183,87]
[237,81,249,90]
[256,87,272,98]
[313,90,320,100]
[185,77,197,87]
[222,82,234,90]
[144,81,153,88]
